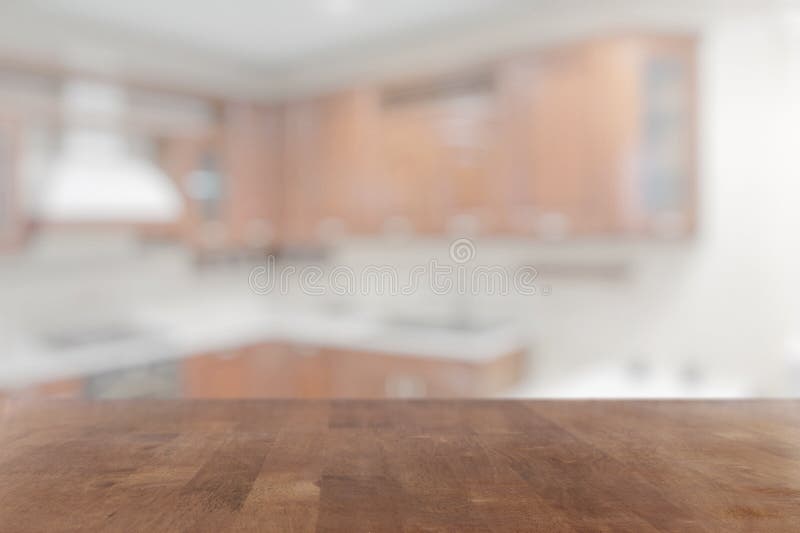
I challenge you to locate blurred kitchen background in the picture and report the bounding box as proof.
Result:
[1,0,799,400]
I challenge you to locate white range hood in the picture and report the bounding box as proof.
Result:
[38,80,184,223]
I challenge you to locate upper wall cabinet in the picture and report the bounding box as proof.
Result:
[220,103,282,248]
[279,34,697,244]
[284,79,507,241]
[282,90,384,245]
[282,99,323,245]
[316,90,383,238]
[497,35,696,239]
[159,104,282,252]
[380,74,504,237]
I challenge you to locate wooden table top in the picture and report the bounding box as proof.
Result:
[1,400,799,532]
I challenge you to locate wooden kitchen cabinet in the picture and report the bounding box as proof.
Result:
[380,78,502,236]
[182,346,266,399]
[6,377,87,400]
[181,349,250,399]
[282,81,506,242]
[5,344,521,401]
[0,35,695,250]
[281,99,325,245]
[379,99,445,234]
[497,35,696,238]
[268,34,696,245]
[180,341,523,399]
[159,104,282,253]
[33,377,86,399]
[324,347,477,398]
[220,103,282,248]
[181,343,330,398]
[282,89,384,244]
[278,35,696,243]
[497,41,624,237]
[244,343,330,398]
[324,346,525,398]
[317,90,384,236]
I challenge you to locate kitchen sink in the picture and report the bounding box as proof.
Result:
[42,324,149,351]
[383,316,508,334]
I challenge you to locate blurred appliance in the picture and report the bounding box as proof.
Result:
[38,80,183,223]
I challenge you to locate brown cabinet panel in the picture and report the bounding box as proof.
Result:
[282,89,384,243]
[319,90,383,236]
[220,103,282,248]
[497,35,696,239]
[276,35,697,244]
[498,44,613,237]
[181,343,330,399]
[181,350,251,399]
[159,104,282,251]
[581,39,642,234]
[324,347,524,399]
[1,377,86,400]
[281,100,325,244]
[381,103,447,234]
[181,342,523,399]
[33,377,85,399]
[381,87,500,236]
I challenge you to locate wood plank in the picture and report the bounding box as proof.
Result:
[1,400,799,531]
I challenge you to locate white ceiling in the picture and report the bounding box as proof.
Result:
[22,0,518,65]
[0,0,785,99]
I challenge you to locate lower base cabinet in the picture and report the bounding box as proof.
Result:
[181,342,525,399]
[7,342,525,400]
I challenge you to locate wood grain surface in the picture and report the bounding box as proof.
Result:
[1,400,799,532]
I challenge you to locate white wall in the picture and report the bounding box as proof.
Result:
[673,15,800,391]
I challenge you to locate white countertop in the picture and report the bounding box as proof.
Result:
[0,297,523,388]
[504,363,751,399]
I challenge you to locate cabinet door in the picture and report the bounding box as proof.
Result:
[381,103,445,234]
[182,349,251,398]
[498,47,594,239]
[498,36,696,239]
[434,95,502,235]
[317,90,383,236]
[12,377,86,400]
[182,343,315,398]
[220,103,281,248]
[381,87,498,236]
[578,36,694,237]
[243,343,302,398]
[282,101,325,245]
[282,90,384,244]
[325,347,483,399]
[581,39,642,235]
